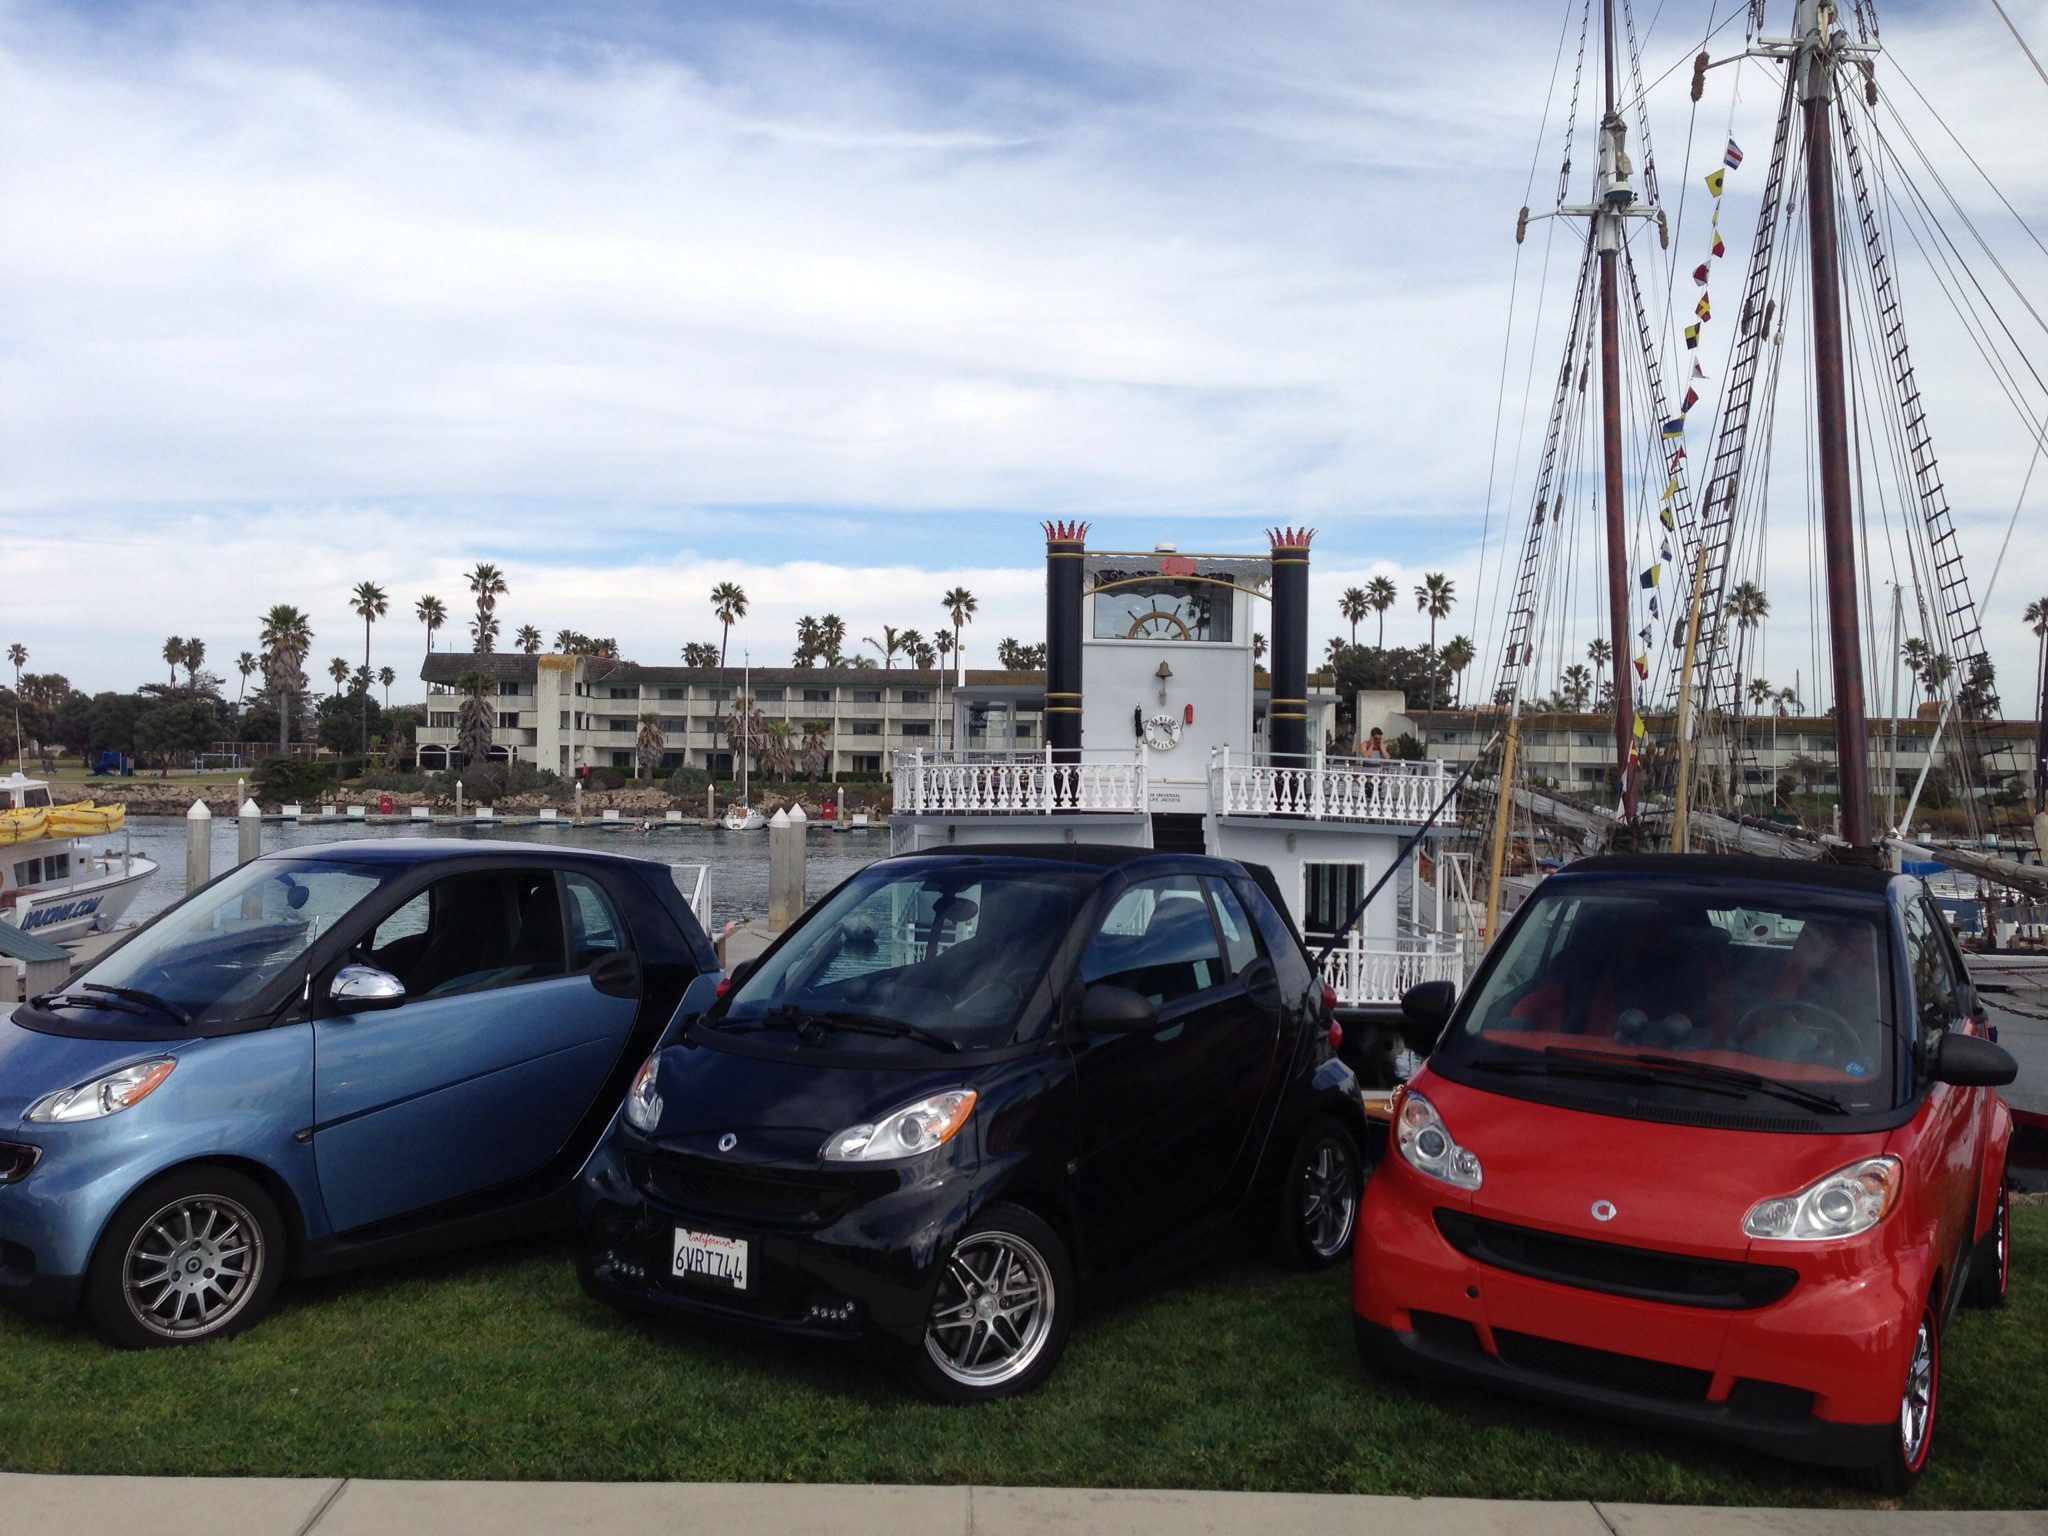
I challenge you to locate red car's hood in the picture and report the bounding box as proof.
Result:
[1417,1069,1891,1261]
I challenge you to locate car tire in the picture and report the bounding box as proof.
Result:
[1272,1116,1363,1269]
[906,1202,1075,1404]
[1964,1178,2010,1310]
[1850,1302,1938,1495]
[84,1166,286,1350]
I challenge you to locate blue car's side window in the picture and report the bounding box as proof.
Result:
[368,870,567,1000]
[564,873,627,971]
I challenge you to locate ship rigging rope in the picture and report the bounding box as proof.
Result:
[1986,0,2048,93]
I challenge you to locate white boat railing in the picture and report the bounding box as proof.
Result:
[1318,934,1464,1007]
[893,747,1148,816]
[669,864,712,931]
[1210,750,1454,826]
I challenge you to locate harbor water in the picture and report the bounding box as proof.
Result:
[101,816,889,934]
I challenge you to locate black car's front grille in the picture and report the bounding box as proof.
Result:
[630,1150,889,1229]
[1491,1328,1714,1402]
[1435,1210,1798,1310]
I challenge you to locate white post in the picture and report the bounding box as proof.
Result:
[185,799,213,894]
[238,798,262,866]
[1313,746,1325,820]
[768,806,806,932]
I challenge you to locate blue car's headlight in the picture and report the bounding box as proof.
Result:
[624,1054,663,1133]
[26,1059,176,1123]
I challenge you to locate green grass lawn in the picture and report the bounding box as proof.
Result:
[2,1207,2043,1508]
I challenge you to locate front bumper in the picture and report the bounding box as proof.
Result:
[577,1131,984,1351]
[1353,1314,1891,1468]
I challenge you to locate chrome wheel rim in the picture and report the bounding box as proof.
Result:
[1299,1137,1359,1259]
[924,1229,1055,1388]
[122,1193,265,1339]
[1899,1313,1934,1467]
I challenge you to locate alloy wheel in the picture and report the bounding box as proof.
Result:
[121,1193,266,1340]
[1899,1311,1935,1471]
[924,1229,1057,1388]
[1298,1135,1359,1259]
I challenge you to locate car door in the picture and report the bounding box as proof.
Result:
[1070,874,1275,1266]
[312,866,641,1232]
[1900,894,1979,1291]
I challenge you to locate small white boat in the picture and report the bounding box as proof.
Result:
[722,803,766,832]
[0,773,158,944]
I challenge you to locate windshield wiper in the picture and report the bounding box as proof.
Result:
[34,991,150,1019]
[710,1005,960,1052]
[1620,1051,1848,1116]
[82,983,194,1027]
[1471,1052,1744,1099]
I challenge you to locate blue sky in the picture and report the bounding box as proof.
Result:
[4,0,2045,702]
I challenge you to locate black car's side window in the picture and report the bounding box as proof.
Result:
[1231,877,1316,1003]
[1081,876,1225,1005]
[564,872,628,971]
[1205,878,1262,977]
[367,870,567,1001]
[1901,896,1960,1069]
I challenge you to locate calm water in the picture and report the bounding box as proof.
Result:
[100,817,889,934]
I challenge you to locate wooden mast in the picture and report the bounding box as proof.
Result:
[1596,0,1637,822]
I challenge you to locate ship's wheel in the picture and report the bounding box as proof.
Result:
[1125,608,1193,641]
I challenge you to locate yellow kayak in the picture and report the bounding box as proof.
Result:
[0,806,48,845]
[47,802,126,836]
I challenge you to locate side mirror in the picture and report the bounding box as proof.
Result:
[1931,1031,2018,1088]
[330,964,407,1013]
[587,949,642,999]
[1239,955,1282,1011]
[1400,980,1457,1053]
[1079,983,1159,1033]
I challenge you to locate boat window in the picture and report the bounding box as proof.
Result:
[721,863,1092,1049]
[62,859,396,1030]
[1437,880,1898,1116]
[1092,580,1233,642]
[24,787,50,808]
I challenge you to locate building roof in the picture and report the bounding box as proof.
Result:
[420,652,1001,688]
[0,921,73,964]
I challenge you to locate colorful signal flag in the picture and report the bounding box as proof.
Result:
[1639,564,1662,589]
[1705,167,1726,197]
[1724,138,1744,170]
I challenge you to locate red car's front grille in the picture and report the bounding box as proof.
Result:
[1435,1209,1798,1310]
[1490,1328,1713,1401]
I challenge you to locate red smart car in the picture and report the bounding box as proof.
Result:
[1355,855,2016,1493]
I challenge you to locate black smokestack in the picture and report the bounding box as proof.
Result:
[1268,527,1312,764]
[1043,521,1088,761]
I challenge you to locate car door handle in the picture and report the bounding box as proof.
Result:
[586,950,642,998]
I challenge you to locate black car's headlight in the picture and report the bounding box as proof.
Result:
[26,1059,176,1124]
[623,1053,663,1133]
[822,1090,977,1163]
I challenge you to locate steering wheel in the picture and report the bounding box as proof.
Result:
[1736,999,1863,1065]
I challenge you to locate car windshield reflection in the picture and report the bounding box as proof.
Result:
[57,859,393,1029]
[719,864,1092,1049]
[1438,881,1898,1113]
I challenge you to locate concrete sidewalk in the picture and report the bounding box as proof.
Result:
[0,1477,2041,1536]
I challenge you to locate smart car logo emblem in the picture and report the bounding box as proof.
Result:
[1591,1200,1617,1222]
[718,1133,738,1152]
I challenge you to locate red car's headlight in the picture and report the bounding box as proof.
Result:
[1743,1156,1901,1241]
[1394,1090,1482,1190]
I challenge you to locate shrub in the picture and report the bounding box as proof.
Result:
[253,756,332,804]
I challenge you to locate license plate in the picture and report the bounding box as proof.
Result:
[672,1226,750,1292]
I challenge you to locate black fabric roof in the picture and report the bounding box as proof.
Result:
[1559,852,1896,894]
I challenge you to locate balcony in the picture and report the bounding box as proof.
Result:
[893,748,1146,816]
[1210,753,1455,827]
[1319,935,1464,1007]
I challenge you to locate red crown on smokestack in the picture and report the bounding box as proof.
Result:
[1267,526,1315,549]
[1043,520,1090,543]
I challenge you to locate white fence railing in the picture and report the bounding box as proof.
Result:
[669,864,712,931]
[1210,751,1454,826]
[893,748,1147,816]
[1318,936,1464,1007]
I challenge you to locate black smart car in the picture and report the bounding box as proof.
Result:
[576,844,1368,1400]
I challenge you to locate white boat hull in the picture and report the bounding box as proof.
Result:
[3,855,158,944]
[722,808,766,832]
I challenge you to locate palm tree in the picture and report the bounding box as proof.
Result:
[2028,598,2048,784]
[1747,676,1776,710]
[1560,663,1593,712]
[1252,633,1267,662]
[899,629,926,670]
[865,625,906,669]
[1324,636,1348,670]
[817,614,847,667]
[416,595,447,654]
[1586,637,1612,705]
[328,657,351,698]
[259,605,313,754]
[793,616,821,666]
[1415,574,1456,656]
[350,580,389,764]
[6,643,24,768]
[162,635,185,686]
[235,651,258,706]
[1366,576,1398,648]
[455,670,495,769]
[378,665,396,708]
[1919,650,1954,700]
[1339,587,1369,645]
[635,712,665,782]
[940,587,976,678]
[681,642,720,668]
[466,563,508,654]
[761,720,796,782]
[1441,635,1476,706]
[710,582,748,668]
[800,722,830,786]
[179,637,207,692]
[515,624,543,655]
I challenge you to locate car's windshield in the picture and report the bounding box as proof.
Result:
[718,862,1093,1050]
[1436,878,1897,1115]
[55,858,393,1029]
